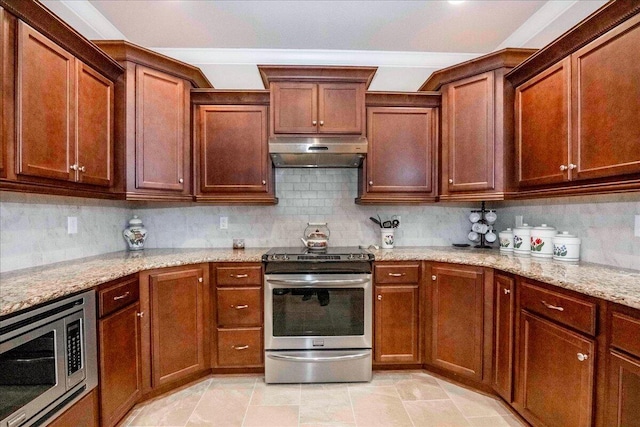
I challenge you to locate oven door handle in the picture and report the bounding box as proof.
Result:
[266,352,370,362]
[266,278,370,287]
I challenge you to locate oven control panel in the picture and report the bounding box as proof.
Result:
[66,319,82,375]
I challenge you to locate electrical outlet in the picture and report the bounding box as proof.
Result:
[635,215,640,237]
[220,216,228,230]
[67,217,78,234]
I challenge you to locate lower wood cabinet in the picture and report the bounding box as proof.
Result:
[373,263,422,364]
[493,273,515,402]
[426,263,489,382]
[515,312,595,427]
[140,264,210,391]
[48,389,99,427]
[606,350,640,427]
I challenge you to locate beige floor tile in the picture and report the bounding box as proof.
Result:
[250,382,301,406]
[299,403,355,424]
[128,379,211,426]
[403,400,471,427]
[466,415,527,426]
[394,378,449,401]
[349,385,413,426]
[437,379,508,417]
[301,386,351,405]
[242,405,299,427]
[210,376,259,389]
[299,424,356,427]
[186,388,252,427]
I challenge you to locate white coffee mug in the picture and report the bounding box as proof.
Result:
[485,211,497,224]
[485,230,497,243]
[468,231,480,242]
[472,223,489,234]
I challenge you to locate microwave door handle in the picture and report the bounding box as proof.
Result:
[267,352,370,362]
[266,278,370,287]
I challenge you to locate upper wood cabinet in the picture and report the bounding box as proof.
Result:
[509,4,640,197]
[358,93,440,204]
[258,66,376,138]
[0,2,122,198]
[420,49,536,201]
[192,91,276,204]
[93,40,212,201]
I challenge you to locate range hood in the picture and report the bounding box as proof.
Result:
[269,137,368,168]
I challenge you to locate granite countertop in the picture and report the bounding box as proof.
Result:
[1,246,639,317]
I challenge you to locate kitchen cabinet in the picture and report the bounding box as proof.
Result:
[93,40,211,201]
[374,263,422,364]
[606,307,640,427]
[258,66,376,138]
[0,5,8,179]
[420,49,535,201]
[139,264,210,391]
[510,6,640,197]
[195,102,276,204]
[357,106,438,204]
[15,22,113,187]
[97,276,142,427]
[493,273,515,402]
[426,263,490,382]
[212,263,263,369]
[48,389,99,427]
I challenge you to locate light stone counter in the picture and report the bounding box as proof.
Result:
[1,246,639,317]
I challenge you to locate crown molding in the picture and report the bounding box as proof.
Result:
[58,0,127,40]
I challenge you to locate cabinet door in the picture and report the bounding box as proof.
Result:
[16,21,75,181]
[199,105,269,193]
[443,72,494,192]
[135,65,188,191]
[76,61,113,187]
[429,264,484,380]
[365,107,435,194]
[48,389,98,427]
[571,14,640,181]
[517,312,594,427]
[493,274,515,402]
[318,83,363,134]
[606,350,640,427]
[374,285,420,364]
[148,267,207,388]
[515,58,571,188]
[272,82,318,134]
[99,303,141,427]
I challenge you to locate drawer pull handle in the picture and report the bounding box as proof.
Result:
[113,292,130,300]
[388,273,405,277]
[577,353,589,362]
[233,345,249,350]
[232,304,249,309]
[541,300,564,311]
[232,274,249,278]
[503,288,511,295]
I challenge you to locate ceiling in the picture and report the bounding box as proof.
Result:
[42,0,608,91]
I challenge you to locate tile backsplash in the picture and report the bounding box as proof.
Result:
[1,170,639,272]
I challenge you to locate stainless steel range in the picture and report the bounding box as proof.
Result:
[263,247,374,384]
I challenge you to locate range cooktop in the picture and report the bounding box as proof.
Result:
[262,247,374,263]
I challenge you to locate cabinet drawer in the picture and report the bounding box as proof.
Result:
[99,278,139,317]
[217,328,263,367]
[217,288,262,327]
[216,266,262,286]
[520,281,596,336]
[611,311,640,358]
[374,264,420,284]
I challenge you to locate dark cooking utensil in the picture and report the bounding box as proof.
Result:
[382,220,392,228]
[369,217,382,227]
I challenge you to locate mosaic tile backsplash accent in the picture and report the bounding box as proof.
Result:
[1,170,639,272]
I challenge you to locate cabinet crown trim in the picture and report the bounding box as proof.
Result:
[257,65,377,89]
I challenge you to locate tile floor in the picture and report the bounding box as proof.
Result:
[119,371,527,427]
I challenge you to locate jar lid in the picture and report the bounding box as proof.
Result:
[129,215,143,226]
[514,223,533,231]
[500,228,513,234]
[533,224,556,230]
[553,231,581,244]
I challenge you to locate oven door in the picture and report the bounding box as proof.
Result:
[264,273,372,350]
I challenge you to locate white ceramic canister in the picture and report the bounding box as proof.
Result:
[123,215,147,251]
[381,228,395,249]
[530,224,557,258]
[513,224,533,256]
[552,231,581,262]
[499,228,514,253]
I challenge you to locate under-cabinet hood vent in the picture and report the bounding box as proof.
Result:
[269,137,367,168]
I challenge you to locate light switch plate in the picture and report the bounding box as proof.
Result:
[220,216,228,230]
[635,215,640,237]
[67,217,78,234]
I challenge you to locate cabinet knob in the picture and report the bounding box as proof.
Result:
[136,311,144,318]
[78,165,86,172]
[198,277,203,283]
[369,180,373,185]
[262,180,266,185]
[503,288,511,295]
[559,165,568,171]
[319,120,324,126]
[431,275,437,281]
[377,295,382,301]
[569,163,577,170]
[70,164,78,171]
[312,120,317,126]
[179,178,184,183]
[577,352,589,362]
[448,178,453,184]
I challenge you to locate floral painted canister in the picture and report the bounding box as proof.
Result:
[499,228,514,253]
[552,231,581,262]
[513,224,533,256]
[123,215,147,251]
[381,228,395,249]
[530,224,557,258]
